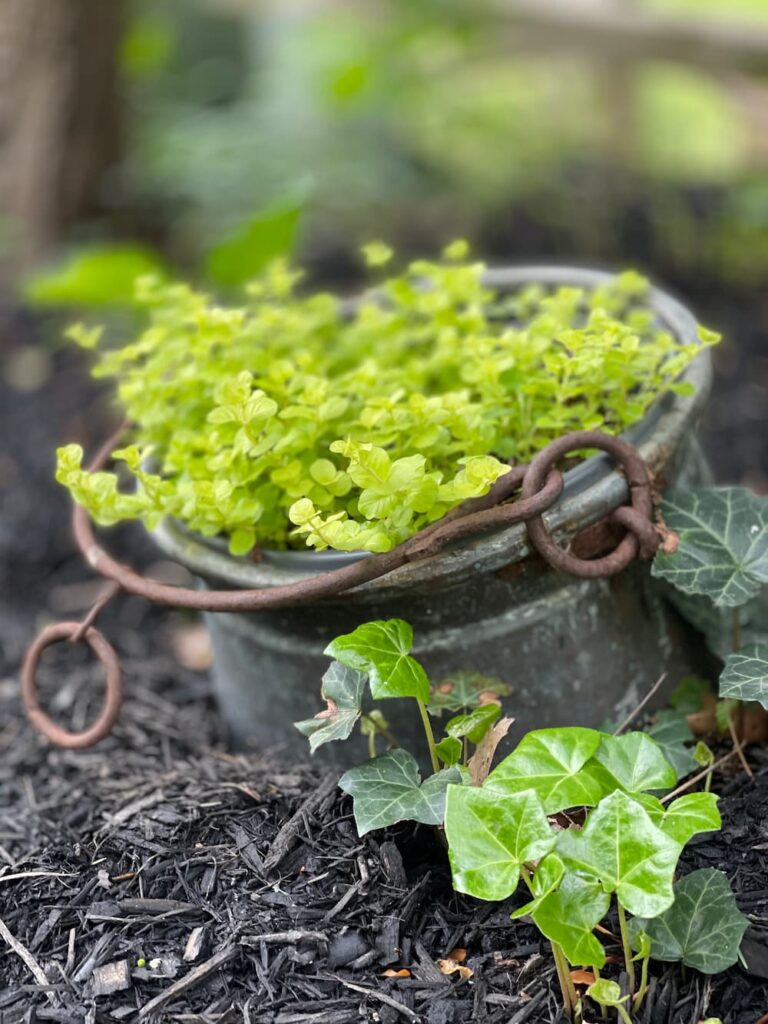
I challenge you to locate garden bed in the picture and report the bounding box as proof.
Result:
[1,637,768,1023]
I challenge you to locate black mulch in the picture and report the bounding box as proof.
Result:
[1,635,768,1024]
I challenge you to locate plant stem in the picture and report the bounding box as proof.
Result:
[416,699,440,775]
[361,712,399,749]
[551,942,574,1019]
[616,901,636,994]
[632,948,650,1015]
[616,1002,633,1024]
[367,728,376,759]
[592,965,608,1019]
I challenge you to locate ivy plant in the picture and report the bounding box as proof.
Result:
[296,618,745,1022]
[294,617,510,833]
[653,486,768,713]
[55,247,717,555]
[445,725,745,1020]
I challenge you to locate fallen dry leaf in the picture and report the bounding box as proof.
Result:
[381,968,410,978]
[468,716,514,785]
[570,969,595,986]
[445,947,467,963]
[437,959,473,980]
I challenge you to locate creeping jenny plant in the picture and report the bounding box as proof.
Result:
[297,619,747,1022]
[55,246,716,555]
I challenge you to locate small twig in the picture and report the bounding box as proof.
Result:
[240,930,327,946]
[0,915,58,1006]
[138,944,236,1018]
[336,978,420,1021]
[727,709,754,780]
[613,673,667,735]
[661,749,739,804]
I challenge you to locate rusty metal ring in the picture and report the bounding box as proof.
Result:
[521,430,658,578]
[21,622,123,749]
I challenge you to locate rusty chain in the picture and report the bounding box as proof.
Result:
[21,428,662,749]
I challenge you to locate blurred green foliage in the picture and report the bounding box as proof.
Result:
[20,0,768,300]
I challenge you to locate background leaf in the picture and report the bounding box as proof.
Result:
[23,244,168,308]
[206,195,304,288]
[326,620,430,703]
[645,710,698,780]
[294,661,366,753]
[428,671,511,715]
[719,643,768,709]
[486,728,606,813]
[445,786,554,901]
[652,487,768,607]
[557,791,681,917]
[631,869,748,973]
[339,749,460,836]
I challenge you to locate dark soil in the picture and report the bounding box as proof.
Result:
[1,654,768,1023]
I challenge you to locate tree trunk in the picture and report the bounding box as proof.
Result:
[0,0,123,281]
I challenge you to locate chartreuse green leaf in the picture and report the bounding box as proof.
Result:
[634,792,721,846]
[556,791,681,917]
[510,853,564,919]
[326,620,429,703]
[586,979,629,1012]
[428,672,510,715]
[645,710,698,780]
[444,786,554,902]
[339,750,461,836]
[293,662,366,753]
[719,643,768,709]
[593,732,677,793]
[485,728,606,813]
[652,487,768,607]
[24,244,168,308]
[631,869,748,974]
[530,874,609,969]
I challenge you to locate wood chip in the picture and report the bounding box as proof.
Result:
[92,960,131,996]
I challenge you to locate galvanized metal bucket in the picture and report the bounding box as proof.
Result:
[151,267,713,761]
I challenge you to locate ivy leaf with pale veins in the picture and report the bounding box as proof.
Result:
[593,732,677,793]
[631,869,748,974]
[326,619,429,703]
[485,727,607,813]
[339,749,461,836]
[428,671,511,715]
[556,791,681,917]
[530,873,610,968]
[294,662,367,753]
[645,709,698,780]
[634,792,721,847]
[652,487,768,607]
[719,643,768,709]
[445,786,555,902]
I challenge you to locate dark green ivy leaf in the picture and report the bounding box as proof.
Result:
[339,749,461,836]
[631,868,748,974]
[653,487,768,608]
[719,643,768,709]
[294,661,366,753]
